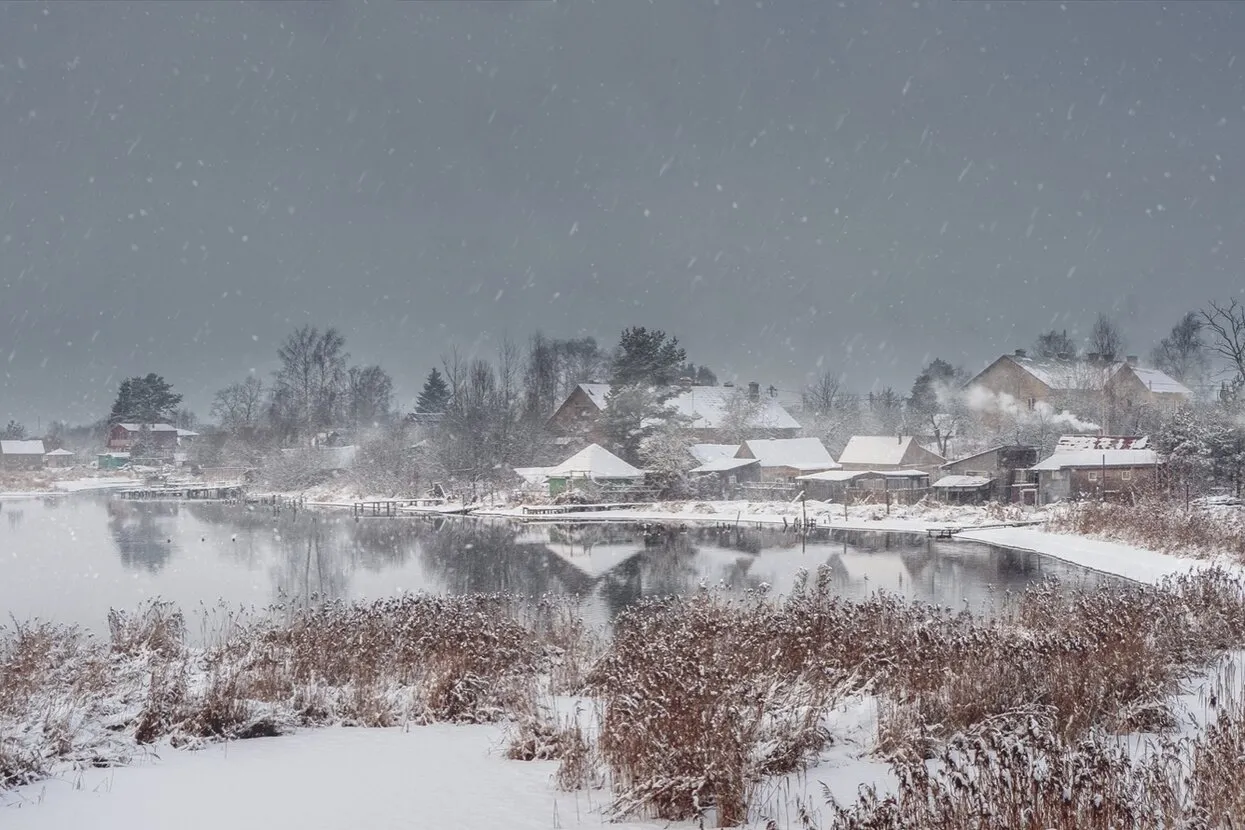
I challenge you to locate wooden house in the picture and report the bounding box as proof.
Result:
[1030,435,1160,505]
[837,435,945,473]
[934,445,1039,504]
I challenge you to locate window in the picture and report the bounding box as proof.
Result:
[1087,470,1099,482]
[1121,469,1132,481]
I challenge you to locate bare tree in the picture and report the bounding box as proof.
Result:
[1151,311,1208,386]
[1033,329,1078,359]
[804,371,843,415]
[1088,313,1126,360]
[346,365,394,429]
[211,376,265,434]
[272,326,350,443]
[1202,299,1245,400]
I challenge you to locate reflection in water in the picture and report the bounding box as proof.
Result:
[0,496,1122,631]
[107,500,180,573]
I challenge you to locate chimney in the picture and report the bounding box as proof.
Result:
[1126,354,1138,367]
[747,381,760,402]
[1014,348,1027,359]
[897,433,903,444]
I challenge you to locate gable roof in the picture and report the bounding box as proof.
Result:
[1032,448,1159,470]
[115,423,179,433]
[44,448,75,456]
[546,443,643,479]
[0,440,46,456]
[560,384,801,431]
[1055,435,1148,451]
[689,457,761,474]
[838,435,944,467]
[1123,366,1192,396]
[688,443,741,464]
[738,438,839,470]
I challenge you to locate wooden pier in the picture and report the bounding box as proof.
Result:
[117,484,246,501]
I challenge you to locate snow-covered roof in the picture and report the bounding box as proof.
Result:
[44,448,75,456]
[0,440,46,456]
[513,467,552,486]
[568,384,801,430]
[176,428,200,438]
[1031,448,1159,471]
[115,423,179,432]
[878,469,933,477]
[545,444,643,480]
[688,443,740,464]
[689,457,761,474]
[932,475,994,489]
[796,469,869,482]
[578,383,612,410]
[1055,435,1148,451]
[837,436,942,467]
[1126,366,1192,396]
[740,438,838,470]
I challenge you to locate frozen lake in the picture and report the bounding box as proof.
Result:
[0,494,1118,632]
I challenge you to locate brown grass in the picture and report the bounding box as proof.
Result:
[1049,498,1245,563]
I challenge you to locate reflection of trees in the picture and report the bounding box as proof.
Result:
[420,521,599,597]
[108,500,180,573]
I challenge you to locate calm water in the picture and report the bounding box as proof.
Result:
[0,494,1117,632]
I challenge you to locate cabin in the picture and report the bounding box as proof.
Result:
[837,435,945,474]
[797,468,931,505]
[0,439,47,470]
[934,445,1039,504]
[44,448,76,468]
[547,383,801,443]
[543,443,644,497]
[735,438,839,482]
[1030,435,1159,505]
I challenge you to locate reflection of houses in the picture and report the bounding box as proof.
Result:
[0,439,46,470]
[837,436,945,474]
[1030,435,1159,505]
[548,382,801,443]
[932,445,1039,504]
[796,469,930,504]
[543,444,644,497]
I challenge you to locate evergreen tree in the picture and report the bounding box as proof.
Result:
[2,420,26,440]
[109,374,183,425]
[416,368,451,414]
[610,327,687,387]
[604,328,690,463]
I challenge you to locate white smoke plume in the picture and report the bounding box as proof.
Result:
[962,386,1100,433]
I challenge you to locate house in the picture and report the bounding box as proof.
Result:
[107,423,181,453]
[734,437,839,482]
[796,468,931,505]
[935,445,1040,504]
[0,439,47,470]
[688,444,741,466]
[837,435,945,473]
[547,382,801,443]
[543,443,644,497]
[964,350,1192,431]
[1030,435,1159,505]
[44,448,76,468]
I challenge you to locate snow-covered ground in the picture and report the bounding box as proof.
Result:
[0,475,141,500]
[0,711,888,830]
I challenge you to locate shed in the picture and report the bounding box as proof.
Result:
[931,474,995,505]
[545,444,643,496]
[44,448,76,468]
[939,445,1038,503]
[1,439,47,470]
[797,468,930,504]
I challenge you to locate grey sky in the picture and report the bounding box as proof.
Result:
[2,0,1243,426]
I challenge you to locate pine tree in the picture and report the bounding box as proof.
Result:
[109,374,183,425]
[415,368,451,414]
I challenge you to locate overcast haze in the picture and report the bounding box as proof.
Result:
[2,0,1243,427]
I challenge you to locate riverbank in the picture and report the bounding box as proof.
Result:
[0,474,142,500]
